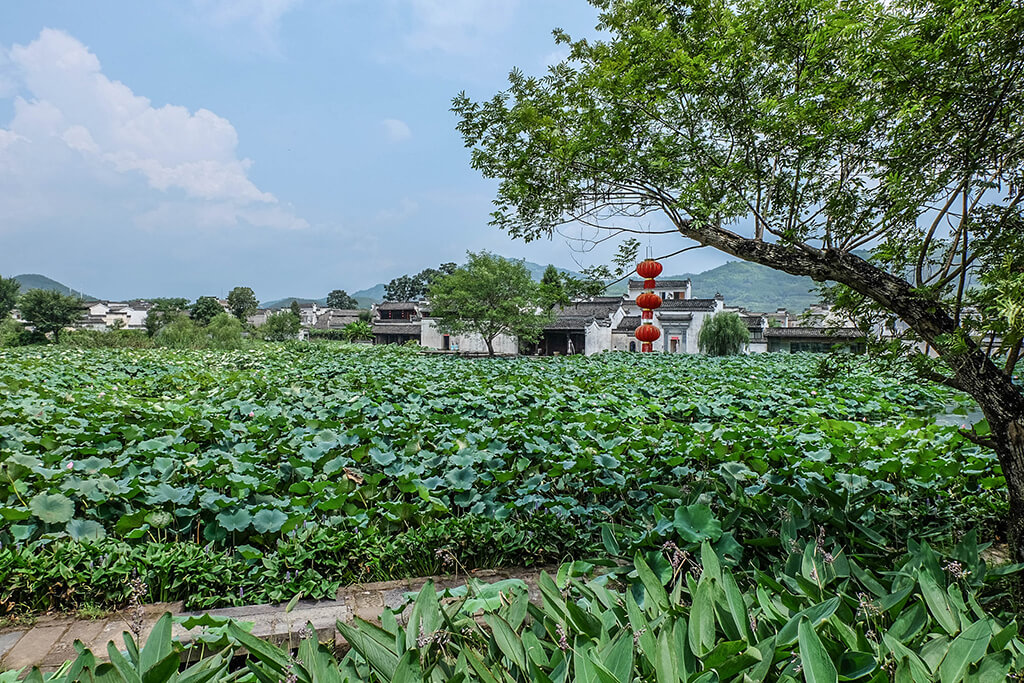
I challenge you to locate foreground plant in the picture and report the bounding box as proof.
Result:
[9,536,1021,682]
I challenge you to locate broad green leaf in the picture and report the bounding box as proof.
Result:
[29,493,75,523]
[797,618,838,683]
[66,518,106,541]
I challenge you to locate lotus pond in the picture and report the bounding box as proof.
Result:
[0,345,1005,611]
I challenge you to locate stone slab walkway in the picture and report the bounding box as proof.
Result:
[0,567,549,673]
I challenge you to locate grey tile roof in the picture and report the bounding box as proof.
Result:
[628,279,691,288]
[616,315,641,330]
[545,299,623,331]
[545,317,593,331]
[377,301,421,310]
[372,322,422,335]
[765,326,862,339]
[659,298,719,312]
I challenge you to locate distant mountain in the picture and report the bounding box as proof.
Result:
[350,283,385,308]
[12,274,96,301]
[260,296,327,310]
[342,259,585,307]
[605,260,823,312]
[679,261,822,312]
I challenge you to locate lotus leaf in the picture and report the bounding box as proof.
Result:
[66,518,106,541]
[29,492,75,523]
[217,509,252,532]
[673,504,723,544]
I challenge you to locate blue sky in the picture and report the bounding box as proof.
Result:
[0,1,730,301]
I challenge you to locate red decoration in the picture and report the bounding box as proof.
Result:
[634,258,663,352]
[636,260,663,279]
[636,292,662,310]
[635,323,661,343]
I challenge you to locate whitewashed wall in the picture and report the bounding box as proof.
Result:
[421,320,518,355]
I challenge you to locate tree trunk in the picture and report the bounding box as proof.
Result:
[485,337,495,357]
[995,420,1024,603]
[672,221,1024,578]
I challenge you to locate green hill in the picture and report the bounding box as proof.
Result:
[343,260,583,307]
[12,274,96,301]
[260,296,326,310]
[679,260,822,312]
[605,260,823,312]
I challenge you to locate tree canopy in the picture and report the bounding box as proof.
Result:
[538,264,607,309]
[261,311,300,341]
[145,298,188,337]
[0,275,19,319]
[698,312,750,356]
[327,289,359,309]
[453,0,1024,566]
[384,263,458,302]
[190,296,224,327]
[18,289,83,343]
[428,252,552,356]
[227,287,258,321]
[342,320,373,342]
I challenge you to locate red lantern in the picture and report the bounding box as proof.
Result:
[634,258,663,352]
[636,291,662,310]
[636,260,663,279]
[635,324,661,343]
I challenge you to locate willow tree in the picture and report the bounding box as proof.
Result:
[453,0,1024,561]
[699,312,750,356]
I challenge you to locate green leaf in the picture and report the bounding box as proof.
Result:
[936,618,992,683]
[777,598,841,647]
[392,650,424,683]
[654,629,679,683]
[837,652,876,681]
[251,509,288,533]
[797,618,838,683]
[216,508,252,532]
[445,467,478,490]
[634,552,670,612]
[66,518,106,541]
[29,493,75,523]
[139,613,173,672]
[406,581,443,651]
[919,571,959,636]
[673,504,723,544]
[485,614,527,672]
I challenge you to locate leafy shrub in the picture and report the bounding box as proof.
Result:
[58,329,155,348]
[261,310,300,341]
[205,312,244,349]
[154,315,205,349]
[0,515,595,612]
[0,317,23,347]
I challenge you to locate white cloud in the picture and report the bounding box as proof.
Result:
[381,118,412,143]
[191,0,302,52]
[0,29,306,232]
[405,0,519,54]
[375,197,419,223]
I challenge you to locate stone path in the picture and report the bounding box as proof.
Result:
[0,567,549,673]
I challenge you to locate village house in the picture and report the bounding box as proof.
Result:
[360,275,865,357]
[313,308,362,331]
[764,326,865,353]
[371,301,518,354]
[78,300,153,331]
